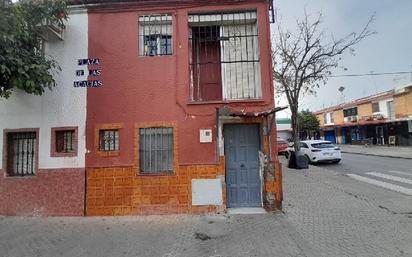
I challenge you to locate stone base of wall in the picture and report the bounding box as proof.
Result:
[0,168,85,216]
[86,157,227,216]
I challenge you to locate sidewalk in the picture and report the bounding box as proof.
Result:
[339,144,412,159]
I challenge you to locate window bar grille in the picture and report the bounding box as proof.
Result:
[7,132,36,176]
[139,128,173,174]
[99,130,119,151]
[139,14,172,56]
[189,11,260,101]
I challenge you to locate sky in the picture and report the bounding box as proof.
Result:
[273,0,412,118]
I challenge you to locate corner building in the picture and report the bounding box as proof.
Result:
[81,0,282,216]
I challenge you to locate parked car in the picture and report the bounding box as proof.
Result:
[277,139,289,155]
[285,140,341,164]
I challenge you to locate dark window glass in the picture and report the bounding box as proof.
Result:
[56,130,75,153]
[311,143,335,149]
[344,107,358,117]
[139,14,172,56]
[372,103,380,113]
[139,127,173,174]
[99,129,119,151]
[143,35,172,56]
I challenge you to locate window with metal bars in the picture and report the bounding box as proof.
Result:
[139,127,173,174]
[56,130,75,153]
[189,11,261,101]
[6,131,37,176]
[99,129,119,151]
[139,14,173,56]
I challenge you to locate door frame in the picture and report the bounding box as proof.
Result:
[223,123,263,208]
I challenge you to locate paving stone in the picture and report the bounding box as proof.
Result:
[1,161,412,257]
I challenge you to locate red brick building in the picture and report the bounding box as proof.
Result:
[79,0,282,216]
[1,0,282,216]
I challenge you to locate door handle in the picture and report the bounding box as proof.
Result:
[240,164,245,168]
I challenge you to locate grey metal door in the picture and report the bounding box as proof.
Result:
[224,124,261,208]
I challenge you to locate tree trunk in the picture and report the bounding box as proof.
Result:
[291,107,300,152]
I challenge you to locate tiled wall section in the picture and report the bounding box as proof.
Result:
[0,168,85,216]
[86,157,282,216]
[86,157,227,216]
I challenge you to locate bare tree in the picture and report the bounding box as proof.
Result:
[272,11,375,153]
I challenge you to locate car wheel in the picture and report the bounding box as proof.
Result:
[305,155,311,164]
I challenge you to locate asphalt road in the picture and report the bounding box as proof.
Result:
[318,153,412,175]
[313,153,412,195]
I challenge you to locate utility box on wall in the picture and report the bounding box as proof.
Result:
[192,179,222,205]
[199,129,213,143]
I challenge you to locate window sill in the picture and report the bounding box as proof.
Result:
[187,99,265,105]
[51,152,78,158]
[4,173,36,178]
[138,171,175,177]
[96,151,120,157]
[138,54,175,59]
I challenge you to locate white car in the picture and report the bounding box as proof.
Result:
[285,140,341,164]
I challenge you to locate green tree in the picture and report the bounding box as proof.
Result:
[298,110,320,140]
[0,0,67,98]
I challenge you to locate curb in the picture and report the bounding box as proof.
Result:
[341,151,412,160]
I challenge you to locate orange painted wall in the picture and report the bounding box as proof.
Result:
[86,156,281,216]
[334,110,344,125]
[394,90,412,118]
[317,114,324,126]
[358,103,372,118]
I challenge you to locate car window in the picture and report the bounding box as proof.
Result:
[311,142,335,149]
[300,143,308,148]
[277,140,287,144]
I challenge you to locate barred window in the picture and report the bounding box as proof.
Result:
[56,130,75,153]
[6,131,37,176]
[139,14,173,56]
[139,127,173,174]
[99,129,119,151]
[189,11,261,101]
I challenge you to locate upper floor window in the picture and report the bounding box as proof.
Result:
[343,107,358,117]
[372,102,380,113]
[139,14,173,56]
[189,11,261,101]
[324,112,334,124]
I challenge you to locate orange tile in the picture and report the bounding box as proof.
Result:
[131,196,141,205]
[123,196,132,206]
[178,196,188,204]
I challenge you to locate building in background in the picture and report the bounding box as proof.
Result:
[0,7,88,216]
[276,118,292,141]
[315,83,412,146]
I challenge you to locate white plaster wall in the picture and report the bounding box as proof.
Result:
[324,112,334,125]
[0,11,88,169]
[378,98,393,118]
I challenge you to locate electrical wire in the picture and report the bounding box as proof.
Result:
[330,71,412,78]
